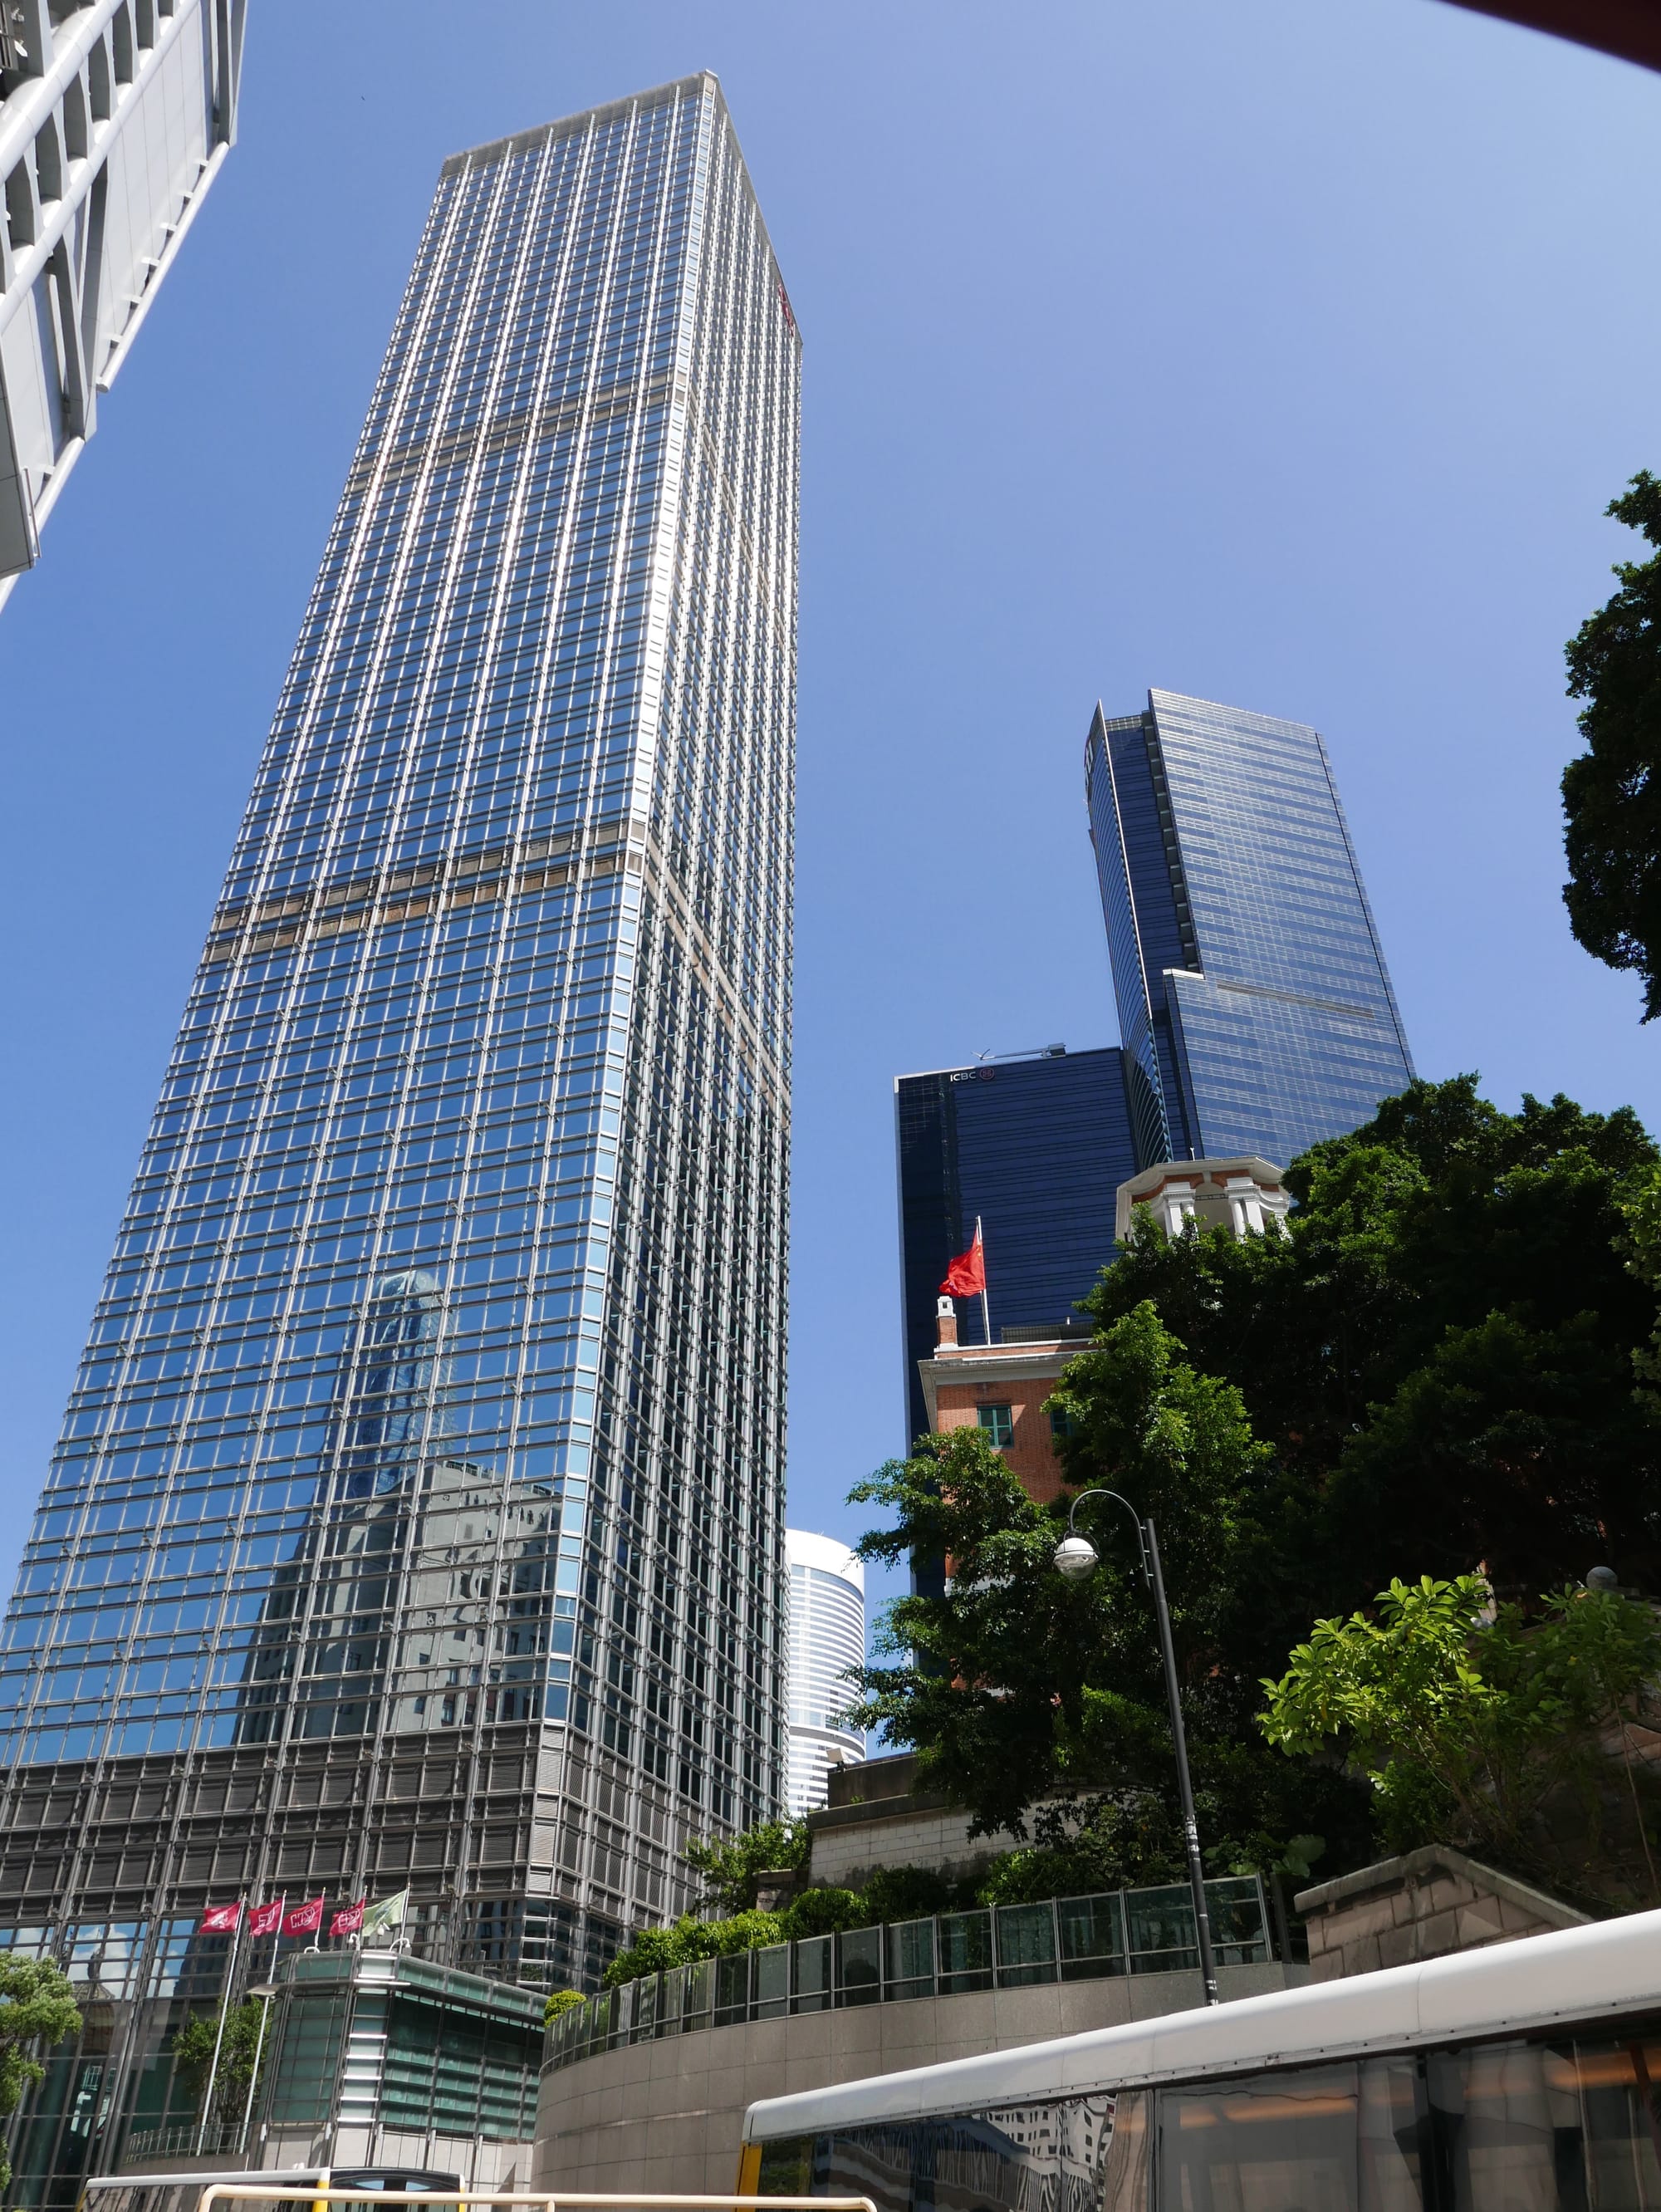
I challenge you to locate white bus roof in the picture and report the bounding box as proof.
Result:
[744,1907,1661,2141]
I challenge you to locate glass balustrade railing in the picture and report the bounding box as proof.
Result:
[544,1874,1271,2069]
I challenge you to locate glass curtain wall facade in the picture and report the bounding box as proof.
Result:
[1085,690,1413,1170]
[894,1049,1137,1449]
[0,69,796,2202]
[783,1531,865,1815]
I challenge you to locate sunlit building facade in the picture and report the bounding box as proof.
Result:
[0,0,244,607]
[0,71,796,2201]
[784,1532,864,1816]
[1086,689,1414,1170]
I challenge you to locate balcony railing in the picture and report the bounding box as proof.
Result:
[546,1874,1271,2071]
[124,2119,247,2161]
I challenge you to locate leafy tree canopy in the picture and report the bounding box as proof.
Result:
[0,1956,80,2193]
[1562,470,1661,1019]
[845,1305,1373,1872]
[1260,1575,1661,1913]
[830,1077,1661,1881]
[683,1816,808,1915]
[1075,1077,1661,1616]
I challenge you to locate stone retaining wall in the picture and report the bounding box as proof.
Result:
[1294,1844,1589,1981]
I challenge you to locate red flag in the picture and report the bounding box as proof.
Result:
[330,1898,366,1938]
[284,1895,325,1936]
[199,1901,242,1933]
[939,1224,986,1298]
[247,1898,283,1939]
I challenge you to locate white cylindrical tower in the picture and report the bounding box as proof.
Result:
[785,1531,866,1816]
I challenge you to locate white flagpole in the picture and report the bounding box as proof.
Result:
[238,1987,273,2155]
[195,1901,245,2153]
[977,1216,991,1346]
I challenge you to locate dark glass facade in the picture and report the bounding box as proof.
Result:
[894,1049,1137,1449]
[1086,689,1414,1170]
[0,70,796,2204]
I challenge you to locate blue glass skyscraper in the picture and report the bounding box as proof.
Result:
[1086,689,1413,1169]
[0,71,796,2194]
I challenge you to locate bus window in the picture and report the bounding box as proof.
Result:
[1152,2030,1661,2210]
[1156,2058,1426,2212]
[758,2096,1121,2212]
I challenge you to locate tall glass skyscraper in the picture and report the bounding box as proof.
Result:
[1086,689,1413,1170]
[0,70,796,2194]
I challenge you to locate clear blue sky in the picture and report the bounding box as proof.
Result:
[2,0,1659,1651]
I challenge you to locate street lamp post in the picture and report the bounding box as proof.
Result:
[1054,1489,1220,2006]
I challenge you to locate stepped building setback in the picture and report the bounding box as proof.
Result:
[0,70,797,2206]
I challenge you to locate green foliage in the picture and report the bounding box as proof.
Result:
[1260,1575,1661,1910]
[1079,1077,1661,1608]
[0,1955,80,2194]
[844,1304,1370,1876]
[543,1989,586,2025]
[603,1909,788,1988]
[777,1887,868,1938]
[1561,470,1661,1020]
[853,1865,964,1923]
[171,1997,272,2128]
[683,1817,809,1915]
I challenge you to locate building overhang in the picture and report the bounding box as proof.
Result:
[1438,0,1661,73]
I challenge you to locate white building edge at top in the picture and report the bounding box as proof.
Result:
[0,0,244,611]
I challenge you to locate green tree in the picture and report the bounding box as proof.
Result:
[172,1999,271,2130]
[846,1306,1370,1874]
[1561,470,1661,1019]
[1260,1575,1661,1910]
[0,1955,80,2195]
[543,1989,585,2026]
[603,1909,786,1989]
[1079,1077,1661,1606]
[683,1816,808,1915]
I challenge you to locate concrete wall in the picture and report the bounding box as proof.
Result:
[532,1960,1304,2194]
[806,1751,1046,1889]
[1294,1844,1589,1981]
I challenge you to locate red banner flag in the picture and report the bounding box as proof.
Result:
[199,1901,242,1934]
[247,1898,284,1939]
[283,1895,325,1936]
[329,1898,366,1938]
[939,1224,986,1299]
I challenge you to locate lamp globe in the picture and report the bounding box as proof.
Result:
[1054,1534,1099,1583]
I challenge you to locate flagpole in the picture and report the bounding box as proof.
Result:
[238,1986,273,2156]
[977,1217,991,1346]
[195,1901,245,2155]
